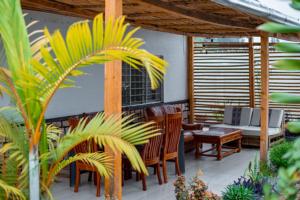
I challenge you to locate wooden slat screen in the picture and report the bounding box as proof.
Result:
[254,44,300,121]
[193,41,300,124]
[193,42,250,123]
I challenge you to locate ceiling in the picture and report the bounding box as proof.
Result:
[20,0,282,37]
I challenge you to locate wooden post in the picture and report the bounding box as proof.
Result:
[248,37,255,108]
[104,0,122,199]
[187,36,195,123]
[260,32,269,162]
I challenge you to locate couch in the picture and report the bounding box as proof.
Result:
[210,106,285,147]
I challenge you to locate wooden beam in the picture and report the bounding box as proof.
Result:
[104,0,122,199]
[187,36,195,123]
[137,0,257,29]
[249,37,255,108]
[22,0,97,19]
[260,32,269,162]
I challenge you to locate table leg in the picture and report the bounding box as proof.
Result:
[69,151,76,187]
[237,138,242,153]
[178,133,185,173]
[195,141,201,159]
[217,143,222,160]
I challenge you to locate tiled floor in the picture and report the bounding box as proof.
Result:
[52,147,258,200]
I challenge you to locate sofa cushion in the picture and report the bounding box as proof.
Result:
[223,106,233,125]
[269,109,284,128]
[210,124,245,130]
[249,108,284,128]
[223,106,252,126]
[240,107,253,126]
[250,108,260,126]
[242,126,281,136]
[210,124,281,136]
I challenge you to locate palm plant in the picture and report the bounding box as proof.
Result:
[0,0,167,199]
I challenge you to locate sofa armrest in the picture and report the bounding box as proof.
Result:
[182,123,203,131]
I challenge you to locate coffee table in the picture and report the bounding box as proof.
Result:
[192,127,242,160]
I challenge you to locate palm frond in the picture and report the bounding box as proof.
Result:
[0,179,26,200]
[21,14,167,124]
[45,152,113,186]
[0,115,29,189]
[46,124,62,152]
[0,115,29,158]
[49,113,158,175]
[0,0,31,76]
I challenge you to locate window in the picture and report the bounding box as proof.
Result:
[122,57,164,107]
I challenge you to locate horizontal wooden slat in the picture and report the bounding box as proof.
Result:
[193,41,300,123]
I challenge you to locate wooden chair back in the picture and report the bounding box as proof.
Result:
[68,117,97,154]
[142,116,165,163]
[164,112,182,155]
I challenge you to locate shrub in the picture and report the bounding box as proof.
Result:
[269,141,293,169]
[233,176,278,197]
[174,175,220,200]
[222,185,254,200]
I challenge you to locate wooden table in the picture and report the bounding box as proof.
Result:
[192,128,242,160]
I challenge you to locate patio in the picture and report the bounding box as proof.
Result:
[52,146,258,200]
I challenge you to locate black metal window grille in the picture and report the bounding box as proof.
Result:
[122,57,164,107]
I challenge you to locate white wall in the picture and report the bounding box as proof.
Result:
[0,10,187,118]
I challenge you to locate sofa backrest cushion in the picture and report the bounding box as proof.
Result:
[240,107,253,126]
[223,106,252,126]
[269,109,284,128]
[249,108,284,128]
[223,106,233,125]
[250,108,260,126]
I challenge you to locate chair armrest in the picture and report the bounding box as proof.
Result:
[182,123,203,131]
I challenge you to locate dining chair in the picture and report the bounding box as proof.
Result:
[139,115,165,190]
[68,117,101,197]
[161,112,182,183]
[123,115,164,191]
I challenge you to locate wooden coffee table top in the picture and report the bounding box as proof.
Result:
[192,127,241,138]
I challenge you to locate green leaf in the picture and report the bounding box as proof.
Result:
[258,22,300,33]
[276,43,300,53]
[271,92,300,104]
[287,121,300,134]
[0,179,26,200]
[292,0,300,10]
[274,59,300,70]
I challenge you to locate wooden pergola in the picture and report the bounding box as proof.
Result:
[21,0,299,199]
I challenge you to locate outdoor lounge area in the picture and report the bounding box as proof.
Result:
[1,0,300,200]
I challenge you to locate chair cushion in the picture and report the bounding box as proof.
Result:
[162,105,181,114]
[145,106,164,119]
[250,108,260,126]
[183,131,194,143]
[269,109,284,128]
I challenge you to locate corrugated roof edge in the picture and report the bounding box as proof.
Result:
[213,0,300,26]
